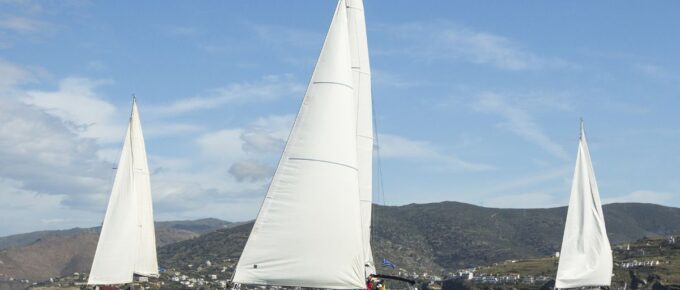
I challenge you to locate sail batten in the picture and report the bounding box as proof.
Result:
[232,0,366,288]
[88,99,158,285]
[555,122,612,289]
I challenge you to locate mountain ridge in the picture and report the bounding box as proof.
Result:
[0,218,232,251]
[0,218,232,282]
[160,202,680,276]
[3,202,680,284]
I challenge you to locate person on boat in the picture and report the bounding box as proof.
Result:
[376,280,385,290]
[366,275,374,290]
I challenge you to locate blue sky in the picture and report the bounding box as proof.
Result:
[1,0,679,236]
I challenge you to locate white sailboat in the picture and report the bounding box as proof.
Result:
[555,121,613,289]
[88,97,159,285]
[232,0,374,288]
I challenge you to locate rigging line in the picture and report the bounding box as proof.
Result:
[371,97,387,208]
[370,89,388,263]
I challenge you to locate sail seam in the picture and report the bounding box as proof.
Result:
[350,69,370,75]
[288,157,358,171]
[312,81,353,90]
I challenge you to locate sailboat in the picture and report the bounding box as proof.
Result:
[555,121,613,289]
[88,97,159,286]
[232,0,375,288]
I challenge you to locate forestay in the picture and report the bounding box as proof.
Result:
[88,99,158,285]
[555,122,612,289]
[232,1,366,288]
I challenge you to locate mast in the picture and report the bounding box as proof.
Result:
[346,0,375,277]
[88,97,158,285]
[555,121,612,289]
[232,0,365,288]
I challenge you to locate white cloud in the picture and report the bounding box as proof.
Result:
[0,15,46,33]
[0,93,111,211]
[0,177,102,235]
[196,114,293,163]
[0,58,40,92]
[252,24,322,49]
[472,92,570,160]
[155,75,304,114]
[0,60,172,234]
[24,77,125,143]
[378,133,494,171]
[143,122,203,138]
[636,63,680,83]
[196,129,245,162]
[603,190,674,205]
[242,114,294,154]
[0,1,55,48]
[229,160,274,182]
[372,68,426,89]
[147,154,269,220]
[377,21,573,71]
[379,134,439,159]
[164,25,200,37]
[482,166,572,195]
[0,61,291,234]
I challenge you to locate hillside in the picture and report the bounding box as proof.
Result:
[0,218,230,251]
[4,202,680,287]
[0,218,231,282]
[371,202,680,272]
[477,236,680,288]
[159,202,680,277]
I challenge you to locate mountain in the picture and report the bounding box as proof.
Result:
[4,202,680,285]
[371,202,680,272]
[159,202,680,276]
[471,235,680,288]
[0,228,86,252]
[0,218,231,251]
[0,218,231,282]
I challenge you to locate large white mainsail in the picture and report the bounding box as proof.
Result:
[347,0,375,276]
[555,122,612,289]
[232,0,366,288]
[88,98,158,285]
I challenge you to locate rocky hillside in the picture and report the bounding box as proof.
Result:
[371,202,680,272]
[159,202,680,276]
[4,202,680,285]
[0,218,231,282]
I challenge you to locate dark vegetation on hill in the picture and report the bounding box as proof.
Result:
[477,236,680,289]
[3,202,680,285]
[372,202,680,272]
[159,202,680,276]
[0,219,231,282]
[0,218,231,251]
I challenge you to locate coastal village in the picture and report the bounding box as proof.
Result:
[19,235,679,290]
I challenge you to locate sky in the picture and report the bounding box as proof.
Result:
[1,0,679,236]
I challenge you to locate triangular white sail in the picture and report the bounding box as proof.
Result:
[347,0,375,276]
[88,98,158,285]
[232,1,366,288]
[555,122,612,289]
